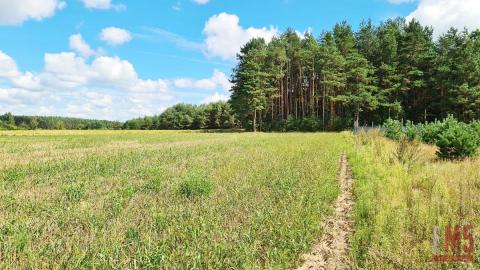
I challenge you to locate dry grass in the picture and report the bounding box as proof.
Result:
[348,131,479,269]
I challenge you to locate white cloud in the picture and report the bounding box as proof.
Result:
[202,92,229,104]
[0,50,168,94]
[11,72,44,91]
[69,34,96,58]
[85,91,113,107]
[90,56,138,85]
[296,27,313,39]
[174,69,231,91]
[0,51,19,78]
[406,0,480,37]
[193,0,210,4]
[0,87,42,105]
[82,0,125,11]
[0,37,231,120]
[203,13,279,60]
[43,52,92,88]
[0,49,174,120]
[0,0,65,25]
[99,27,132,46]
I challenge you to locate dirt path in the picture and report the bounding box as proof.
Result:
[296,152,354,270]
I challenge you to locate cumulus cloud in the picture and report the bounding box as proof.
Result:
[174,69,231,91]
[406,0,480,37]
[0,49,175,120]
[0,51,19,78]
[84,91,113,107]
[0,48,231,120]
[82,0,125,11]
[0,0,65,26]
[100,27,132,46]
[69,34,97,58]
[203,13,279,60]
[202,92,229,104]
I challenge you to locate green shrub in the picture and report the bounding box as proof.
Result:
[419,121,441,144]
[471,120,480,135]
[179,170,214,199]
[436,122,480,160]
[420,115,458,144]
[299,117,322,132]
[383,119,403,140]
[404,121,420,141]
[383,116,480,160]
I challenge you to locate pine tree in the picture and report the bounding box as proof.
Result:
[333,52,379,129]
[230,38,268,131]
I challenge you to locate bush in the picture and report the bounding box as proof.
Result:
[419,115,458,145]
[471,120,480,135]
[404,121,420,141]
[436,122,480,160]
[179,170,214,199]
[383,119,403,140]
[382,116,480,160]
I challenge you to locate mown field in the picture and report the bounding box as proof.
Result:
[0,131,347,269]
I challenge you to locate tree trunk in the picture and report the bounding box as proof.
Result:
[253,109,257,132]
[354,105,360,131]
[280,80,284,119]
[322,77,326,130]
[259,110,263,131]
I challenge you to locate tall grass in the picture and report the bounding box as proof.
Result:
[0,131,346,269]
[348,131,480,269]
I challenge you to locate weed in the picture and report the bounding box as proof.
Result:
[179,170,214,199]
[63,183,85,202]
[392,136,420,170]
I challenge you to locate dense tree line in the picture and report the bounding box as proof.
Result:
[1,102,237,131]
[0,112,122,130]
[123,102,238,130]
[230,18,480,131]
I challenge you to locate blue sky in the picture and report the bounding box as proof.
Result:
[0,0,478,120]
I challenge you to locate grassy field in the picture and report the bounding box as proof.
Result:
[0,130,347,269]
[348,132,480,269]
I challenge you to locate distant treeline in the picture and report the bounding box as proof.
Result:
[0,102,237,131]
[0,112,122,130]
[123,102,238,130]
[230,18,480,131]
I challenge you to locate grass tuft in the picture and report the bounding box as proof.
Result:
[63,183,85,202]
[179,170,214,199]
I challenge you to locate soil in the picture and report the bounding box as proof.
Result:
[295,152,355,270]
